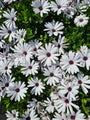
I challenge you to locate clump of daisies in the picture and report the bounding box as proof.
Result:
[0,0,90,120]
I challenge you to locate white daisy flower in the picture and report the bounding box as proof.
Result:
[64,7,75,18]
[3,8,17,28]
[0,59,12,75]
[14,29,26,43]
[44,20,64,36]
[52,112,67,120]
[58,81,79,101]
[31,0,50,17]
[7,81,28,101]
[80,0,90,12]
[44,97,56,113]
[52,35,68,55]
[0,24,15,42]
[12,42,33,63]
[43,66,61,86]
[74,14,89,27]
[21,109,40,120]
[60,51,82,74]
[76,73,90,94]
[40,110,50,120]
[29,39,42,56]
[78,46,90,70]
[28,77,45,96]
[38,43,59,66]
[27,98,42,113]
[0,74,15,97]
[50,0,70,15]
[6,110,19,120]
[21,60,39,76]
[67,110,86,120]
[55,97,79,114]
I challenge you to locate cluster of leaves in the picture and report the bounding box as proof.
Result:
[0,0,90,117]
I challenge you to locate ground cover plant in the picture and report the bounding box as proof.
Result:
[0,0,90,120]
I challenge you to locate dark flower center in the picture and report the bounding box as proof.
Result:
[39,6,43,11]
[13,114,16,118]
[23,51,27,56]
[28,66,32,69]
[5,83,9,87]
[65,99,69,104]
[52,29,56,32]
[33,47,37,51]
[12,17,14,21]
[21,35,23,38]
[0,90,1,92]
[67,10,71,14]
[79,18,83,22]
[46,52,51,57]
[57,5,61,9]
[58,44,61,48]
[69,60,74,65]
[50,72,54,77]
[15,88,20,93]
[52,88,55,92]
[35,83,39,87]
[51,102,54,106]
[71,115,75,120]
[83,56,88,61]
[8,30,12,34]
[26,116,31,120]
[78,80,82,84]
[67,87,72,92]
[5,66,8,70]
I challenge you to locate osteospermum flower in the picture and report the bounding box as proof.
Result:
[0,74,15,97]
[27,98,42,111]
[55,97,79,114]
[0,59,12,75]
[52,112,67,120]
[52,35,68,55]
[44,97,56,113]
[29,39,42,56]
[28,77,45,95]
[50,0,70,15]
[58,81,79,100]
[21,109,40,120]
[14,29,26,43]
[44,20,64,36]
[74,14,89,27]
[7,81,28,101]
[31,0,50,17]
[3,8,17,28]
[4,0,16,4]
[21,60,39,76]
[43,66,61,86]
[38,43,59,66]
[67,110,86,120]
[79,46,90,70]
[64,7,75,18]
[0,24,15,42]
[60,51,82,74]
[6,110,19,120]
[76,73,90,94]
[12,42,33,63]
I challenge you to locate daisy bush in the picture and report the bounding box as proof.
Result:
[0,0,90,120]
